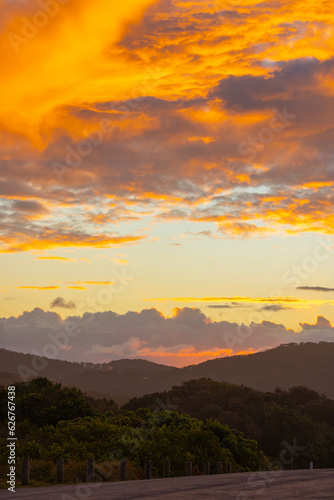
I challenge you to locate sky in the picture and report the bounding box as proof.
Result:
[1,0,334,366]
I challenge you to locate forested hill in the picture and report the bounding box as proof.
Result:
[1,377,334,470]
[180,341,334,397]
[123,378,334,469]
[0,342,334,402]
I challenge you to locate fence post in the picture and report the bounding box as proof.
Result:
[21,458,29,486]
[226,463,232,474]
[144,460,152,480]
[87,458,94,482]
[310,462,313,470]
[204,462,210,475]
[186,461,192,476]
[120,459,127,480]
[57,458,64,484]
[217,461,223,474]
[163,459,170,478]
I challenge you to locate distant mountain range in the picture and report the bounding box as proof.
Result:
[1,342,333,403]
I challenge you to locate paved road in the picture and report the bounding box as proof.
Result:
[0,469,333,499]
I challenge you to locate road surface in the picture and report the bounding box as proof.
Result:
[0,469,333,499]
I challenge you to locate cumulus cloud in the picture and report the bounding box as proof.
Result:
[50,297,76,310]
[1,307,333,367]
[300,315,332,330]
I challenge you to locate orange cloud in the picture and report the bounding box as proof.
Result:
[145,296,334,308]
[0,0,334,256]
[0,0,158,146]
[0,235,144,253]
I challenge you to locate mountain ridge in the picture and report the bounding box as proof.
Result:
[1,342,333,402]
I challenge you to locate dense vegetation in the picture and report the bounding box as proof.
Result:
[0,378,268,485]
[123,378,334,469]
[1,375,333,487]
[0,377,118,426]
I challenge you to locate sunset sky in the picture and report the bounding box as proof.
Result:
[1,0,334,366]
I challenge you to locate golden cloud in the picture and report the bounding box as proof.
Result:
[17,286,60,290]
[145,296,334,308]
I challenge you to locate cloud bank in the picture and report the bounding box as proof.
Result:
[1,307,333,367]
